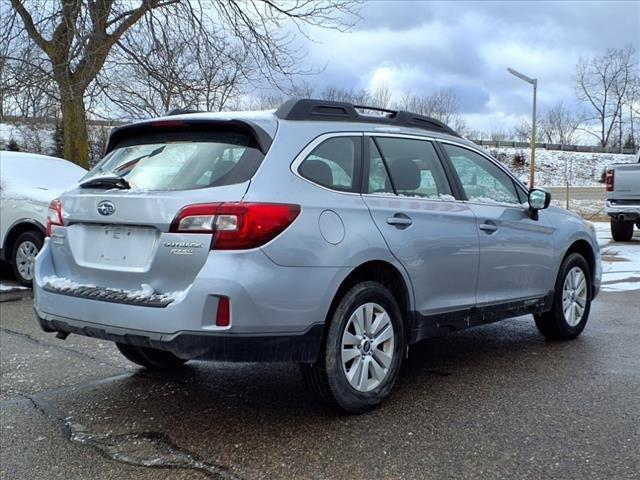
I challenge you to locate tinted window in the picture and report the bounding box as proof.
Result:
[443,144,520,205]
[372,137,452,199]
[86,130,264,191]
[299,137,360,192]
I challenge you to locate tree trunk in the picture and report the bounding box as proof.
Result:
[60,93,90,169]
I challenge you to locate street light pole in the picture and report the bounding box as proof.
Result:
[507,68,538,189]
[530,79,537,189]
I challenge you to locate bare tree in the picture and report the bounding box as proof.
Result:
[575,45,637,147]
[541,102,579,145]
[511,119,532,142]
[6,0,359,167]
[97,16,252,119]
[396,89,466,133]
[370,83,391,109]
[319,85,371,105]
[624,75,640,148]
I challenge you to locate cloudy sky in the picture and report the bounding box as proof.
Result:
[298,0,640,134]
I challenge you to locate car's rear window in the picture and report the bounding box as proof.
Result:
[86,130,264,191]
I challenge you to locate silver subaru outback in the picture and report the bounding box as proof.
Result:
[34,99,601,413]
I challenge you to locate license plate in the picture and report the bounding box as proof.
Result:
[82,225,157,269]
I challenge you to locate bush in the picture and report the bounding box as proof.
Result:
[512,151,527,167]
[7,139,20,151]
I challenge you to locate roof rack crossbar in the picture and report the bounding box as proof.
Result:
[275,98,459,137]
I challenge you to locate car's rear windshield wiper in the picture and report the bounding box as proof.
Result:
[80,175,130,190]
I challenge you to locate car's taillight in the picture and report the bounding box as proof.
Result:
[170,202,301,249]
[46,198,63,236]
[605,169,614,192]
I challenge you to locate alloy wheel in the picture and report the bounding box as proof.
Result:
[15,240,38,282]
[562,266,588,327]
[341,302,395,392]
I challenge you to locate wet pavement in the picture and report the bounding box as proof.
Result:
[1,286,639,479]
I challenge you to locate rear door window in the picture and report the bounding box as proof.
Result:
[86,129,264,191]
[298,136,361,192]
[368,137,452,199]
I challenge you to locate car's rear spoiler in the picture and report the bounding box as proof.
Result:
[105,118,273,155]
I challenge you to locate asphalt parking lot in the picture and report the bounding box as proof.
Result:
[1,232,639,479]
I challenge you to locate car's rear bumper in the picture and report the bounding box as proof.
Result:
[605,200,640,220]
[35,311,324,362]
[34,240,349,361]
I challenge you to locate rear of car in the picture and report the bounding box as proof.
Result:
[604,152,640,241]
[33,115,339,362]
[0,151,86,285]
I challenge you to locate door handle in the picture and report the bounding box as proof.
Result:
[386,213,413,228]
[478,222,498,234]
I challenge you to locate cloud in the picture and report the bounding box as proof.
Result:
[294,0,639,133]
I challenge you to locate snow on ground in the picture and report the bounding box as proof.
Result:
[0,283,27,292]
[487,147,636,187]
[551,199,606,221]
[594,222,640,293]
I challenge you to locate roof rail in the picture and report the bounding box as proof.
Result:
[274,98,460,137]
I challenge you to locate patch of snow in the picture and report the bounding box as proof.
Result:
[0,283,28,292]
[592,222,640,292]
[130,283,155,299]
[41,275,190,304]
[42,276,93,290]
[438,194,457,201]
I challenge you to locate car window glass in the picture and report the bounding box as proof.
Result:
[373,137,452,199]
[87,130,264,191]
[299,137,359,192]
[367,139,394,194]
[443,144,521,205]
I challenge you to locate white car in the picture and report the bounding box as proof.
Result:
[0,151,87,285]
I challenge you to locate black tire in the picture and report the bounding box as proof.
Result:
[11,230,44,287]
[610,217,634,241]
[116,343,187,370]
[300,281,406,414]
[534,253,592,341]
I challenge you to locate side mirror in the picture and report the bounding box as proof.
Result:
[528,188,551,220]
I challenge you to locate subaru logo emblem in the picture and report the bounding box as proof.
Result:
[97,200,116,216]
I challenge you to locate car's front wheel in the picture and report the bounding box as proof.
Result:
[301,281,405,413]
[116,343,187,370]
[534,253,592,340]
[11,231,44,287]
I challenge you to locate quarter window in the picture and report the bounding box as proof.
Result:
[299,137,360,192]
[443,144,521,205]
[369,137,452,199]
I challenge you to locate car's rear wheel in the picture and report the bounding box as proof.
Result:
[11,231,43,287]
[116,343,187,370]
[301,281,405,413]
[610,217,634,241]
[534,253,591,341]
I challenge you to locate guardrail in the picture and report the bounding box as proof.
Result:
[470,139,637,155]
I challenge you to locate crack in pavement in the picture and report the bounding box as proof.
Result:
[68,422,244,480]
[0,327,131,371]
[14,392,245,480]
